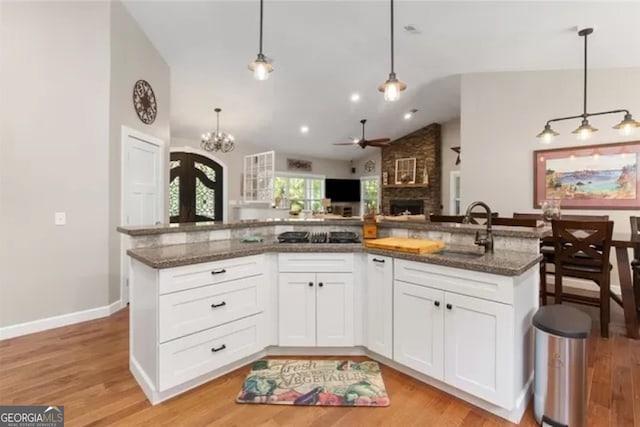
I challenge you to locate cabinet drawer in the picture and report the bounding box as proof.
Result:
[159,255,265,295]
[278,253,354,273]
[159,275,265,343]
[159,315,264,391]
[394,259,513,304]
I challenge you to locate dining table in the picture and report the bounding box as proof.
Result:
[541,230,640,339]
[612,231,640,339]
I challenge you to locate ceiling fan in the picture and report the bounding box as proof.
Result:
[333,119,391,149]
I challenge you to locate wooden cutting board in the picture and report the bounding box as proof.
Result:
[364,237,445,254]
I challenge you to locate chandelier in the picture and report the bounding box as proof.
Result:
[201,108,235,153]
[378,0,406,102]
[536,28,639,143]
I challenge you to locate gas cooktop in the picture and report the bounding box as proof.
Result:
[277,231,360,244]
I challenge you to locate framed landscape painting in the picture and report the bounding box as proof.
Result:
[533,141,640,209]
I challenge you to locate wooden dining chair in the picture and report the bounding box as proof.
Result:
[429,214,465,223]
[630,216,640,317]
[551,219,614,337]
[492,217,539,227]
[430,212,499,225]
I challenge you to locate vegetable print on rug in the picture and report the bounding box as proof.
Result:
[236,359,390,407]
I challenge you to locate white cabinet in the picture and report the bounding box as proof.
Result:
[393,259,524,410]
[243,150,274,203]
[278,273,316,346]
[129,255,269,403]
[394,281,444,380]
[279,272,354,347]
[278,254,354,347]
[444,292,513,408]
[366,254,393,358]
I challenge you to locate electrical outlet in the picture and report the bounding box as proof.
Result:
[54,212,66,226]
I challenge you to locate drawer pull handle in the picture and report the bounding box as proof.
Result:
[308,282,314,287]
[318,282,324,288]
[211,344,227,353]
[211,269,227,275]
[372,258,385,263]
[211,301,226,309]
[446,304,453,310]
[434,301,440,307]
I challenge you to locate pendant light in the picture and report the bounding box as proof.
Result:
[201,108,235,153]
[248,0,273,80]
[536,28,639,143]
[378,0,406,102]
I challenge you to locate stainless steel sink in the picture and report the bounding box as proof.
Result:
[436,250,485,260]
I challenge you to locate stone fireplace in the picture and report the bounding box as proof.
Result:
[390,199,424,215]
[381,123,442,215]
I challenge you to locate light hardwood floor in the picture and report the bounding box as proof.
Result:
[1,308,638,426]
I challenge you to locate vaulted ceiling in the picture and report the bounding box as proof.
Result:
[123,1,640,159]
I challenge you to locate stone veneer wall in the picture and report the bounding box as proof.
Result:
[381,123,442,215]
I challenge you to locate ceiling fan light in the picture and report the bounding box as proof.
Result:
[571,119,598,140]
[613,113,640,136]
[536,124,559,144]
[378,73,407,102]
[248,54,273,81]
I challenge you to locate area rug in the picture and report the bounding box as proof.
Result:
[235,359,390,407]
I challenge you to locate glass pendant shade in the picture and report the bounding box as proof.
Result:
[378,73,406,102]
[536,124,559,144]
[613,113,640,136]
[249,0,272,80]
[248,53,273,81]
[379,0,406,101]
[571,119,598,140]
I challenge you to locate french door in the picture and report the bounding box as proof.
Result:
[169,152,223,222]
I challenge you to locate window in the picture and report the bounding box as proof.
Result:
[274,173,325,211]
[360,176,380,216]
[450,171,461,215]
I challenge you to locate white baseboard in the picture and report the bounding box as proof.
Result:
[0,300,123,341]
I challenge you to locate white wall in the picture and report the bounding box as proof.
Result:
[441,118,461,214]
[461,68,640,233]
[170,137,352,203]
[0,2,111,327]
[108,0,171,303]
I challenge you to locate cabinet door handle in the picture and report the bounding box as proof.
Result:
[308,282,314,287]
[372,258,385,263]
[211,269,227,275]
[446,304,452,310]
[211,301,226,309]
[211,344,226,353]
[318,282,324,287]
[434,301,440,307]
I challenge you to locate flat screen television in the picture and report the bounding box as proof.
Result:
[325,179,361,202]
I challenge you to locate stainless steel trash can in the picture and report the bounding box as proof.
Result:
[533,305,591,427]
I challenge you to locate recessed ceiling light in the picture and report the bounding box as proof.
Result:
[300,125,309,134]
[403,108,418,120]
[350,93,360,102]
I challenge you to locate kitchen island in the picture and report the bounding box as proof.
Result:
[119,219,543,423]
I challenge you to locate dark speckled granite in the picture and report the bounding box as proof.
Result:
[117,219,363,236]
[118,218,549,239]
[128,236,542,276]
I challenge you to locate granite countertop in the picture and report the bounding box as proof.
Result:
[117,218,364,236]
[128,236,542,276]
[118,218,549,239]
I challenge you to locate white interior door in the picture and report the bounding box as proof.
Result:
[121,127,164,305]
